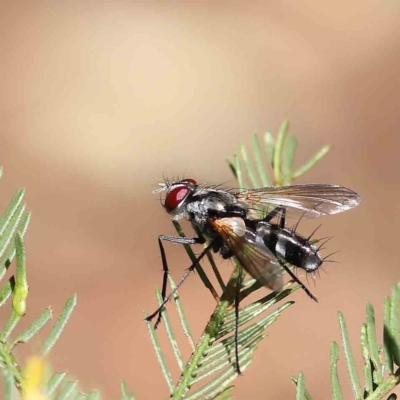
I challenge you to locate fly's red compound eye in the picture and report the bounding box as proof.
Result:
[164,186,190,211]
[181,179,197,185]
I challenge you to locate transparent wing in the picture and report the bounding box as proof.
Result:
[234,183,361,219]
[210,218,283,292]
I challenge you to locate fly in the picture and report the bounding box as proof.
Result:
[146,178,360,371]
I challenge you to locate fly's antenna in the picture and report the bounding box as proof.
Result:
[152,183,167,194]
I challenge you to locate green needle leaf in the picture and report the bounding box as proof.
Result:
[155,290,184,371]
[273,120,289,185]
[0,211,31,282]
[0,188,25,238]
[55,380,78,400]
[185,360,252,400]
[41,294,77,356]
[168,275,195,351]
[0,277,14,308]
[144,313,174,393]
[120,380,136,400]
[2,310,22,341]
[210,385,234,400]
[0,341,23,384]
[390,283,400,366]
[293,145,332,179]
[264,131,275,167]
[291,376,313,400]
[234,153,245,188]
[240,142,260,188]
[338,312,362,399]
[2,370,15,400]
[86,391,101,400]
[47,372,67,396]
[366,302,382,383]
[330,341,343,400]
[252,134,270,187]
[11,307,52,348]
[0,201,26,280]
[226,159,237,180]
[361,324,373,395]
[281,135,298,185]
[13,232,29,317]
[384,296,394,374]
[295,371,305,400]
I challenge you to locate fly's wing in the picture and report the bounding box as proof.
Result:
[234,184,361,219]
[210,218,283,292]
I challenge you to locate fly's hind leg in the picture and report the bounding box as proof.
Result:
[277,258,318,302]
[250,206,287,227]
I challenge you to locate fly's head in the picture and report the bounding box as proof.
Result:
[153,178,198,220]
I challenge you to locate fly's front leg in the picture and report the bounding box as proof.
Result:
[153,234,205,328]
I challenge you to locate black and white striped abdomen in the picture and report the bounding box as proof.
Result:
[256,222,322,272]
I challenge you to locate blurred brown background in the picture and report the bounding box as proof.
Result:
[0,1,399,399]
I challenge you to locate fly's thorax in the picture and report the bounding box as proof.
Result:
[186,189,243,221]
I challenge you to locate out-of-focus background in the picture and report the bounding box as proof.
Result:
[0,1,399,399]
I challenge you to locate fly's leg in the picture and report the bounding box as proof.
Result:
[246,206,286,231]
[251,206,286,224]
[279,207,286,229]
[146,234,208,328]
[277,258,318,302]
[158,235,204,317]
[234,264,245,375]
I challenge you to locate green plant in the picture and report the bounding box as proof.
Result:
[0,169,135,399]
[1,122,398,399]
[292,283,400,400]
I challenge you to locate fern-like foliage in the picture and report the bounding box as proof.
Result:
[293,282,400,399]
[0,168,127,399]
[146,121,332,398]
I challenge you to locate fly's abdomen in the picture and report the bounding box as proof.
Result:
[257,223,322,272]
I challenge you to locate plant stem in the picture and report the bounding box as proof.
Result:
[171,265,242,399]
[365,372,400,400]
